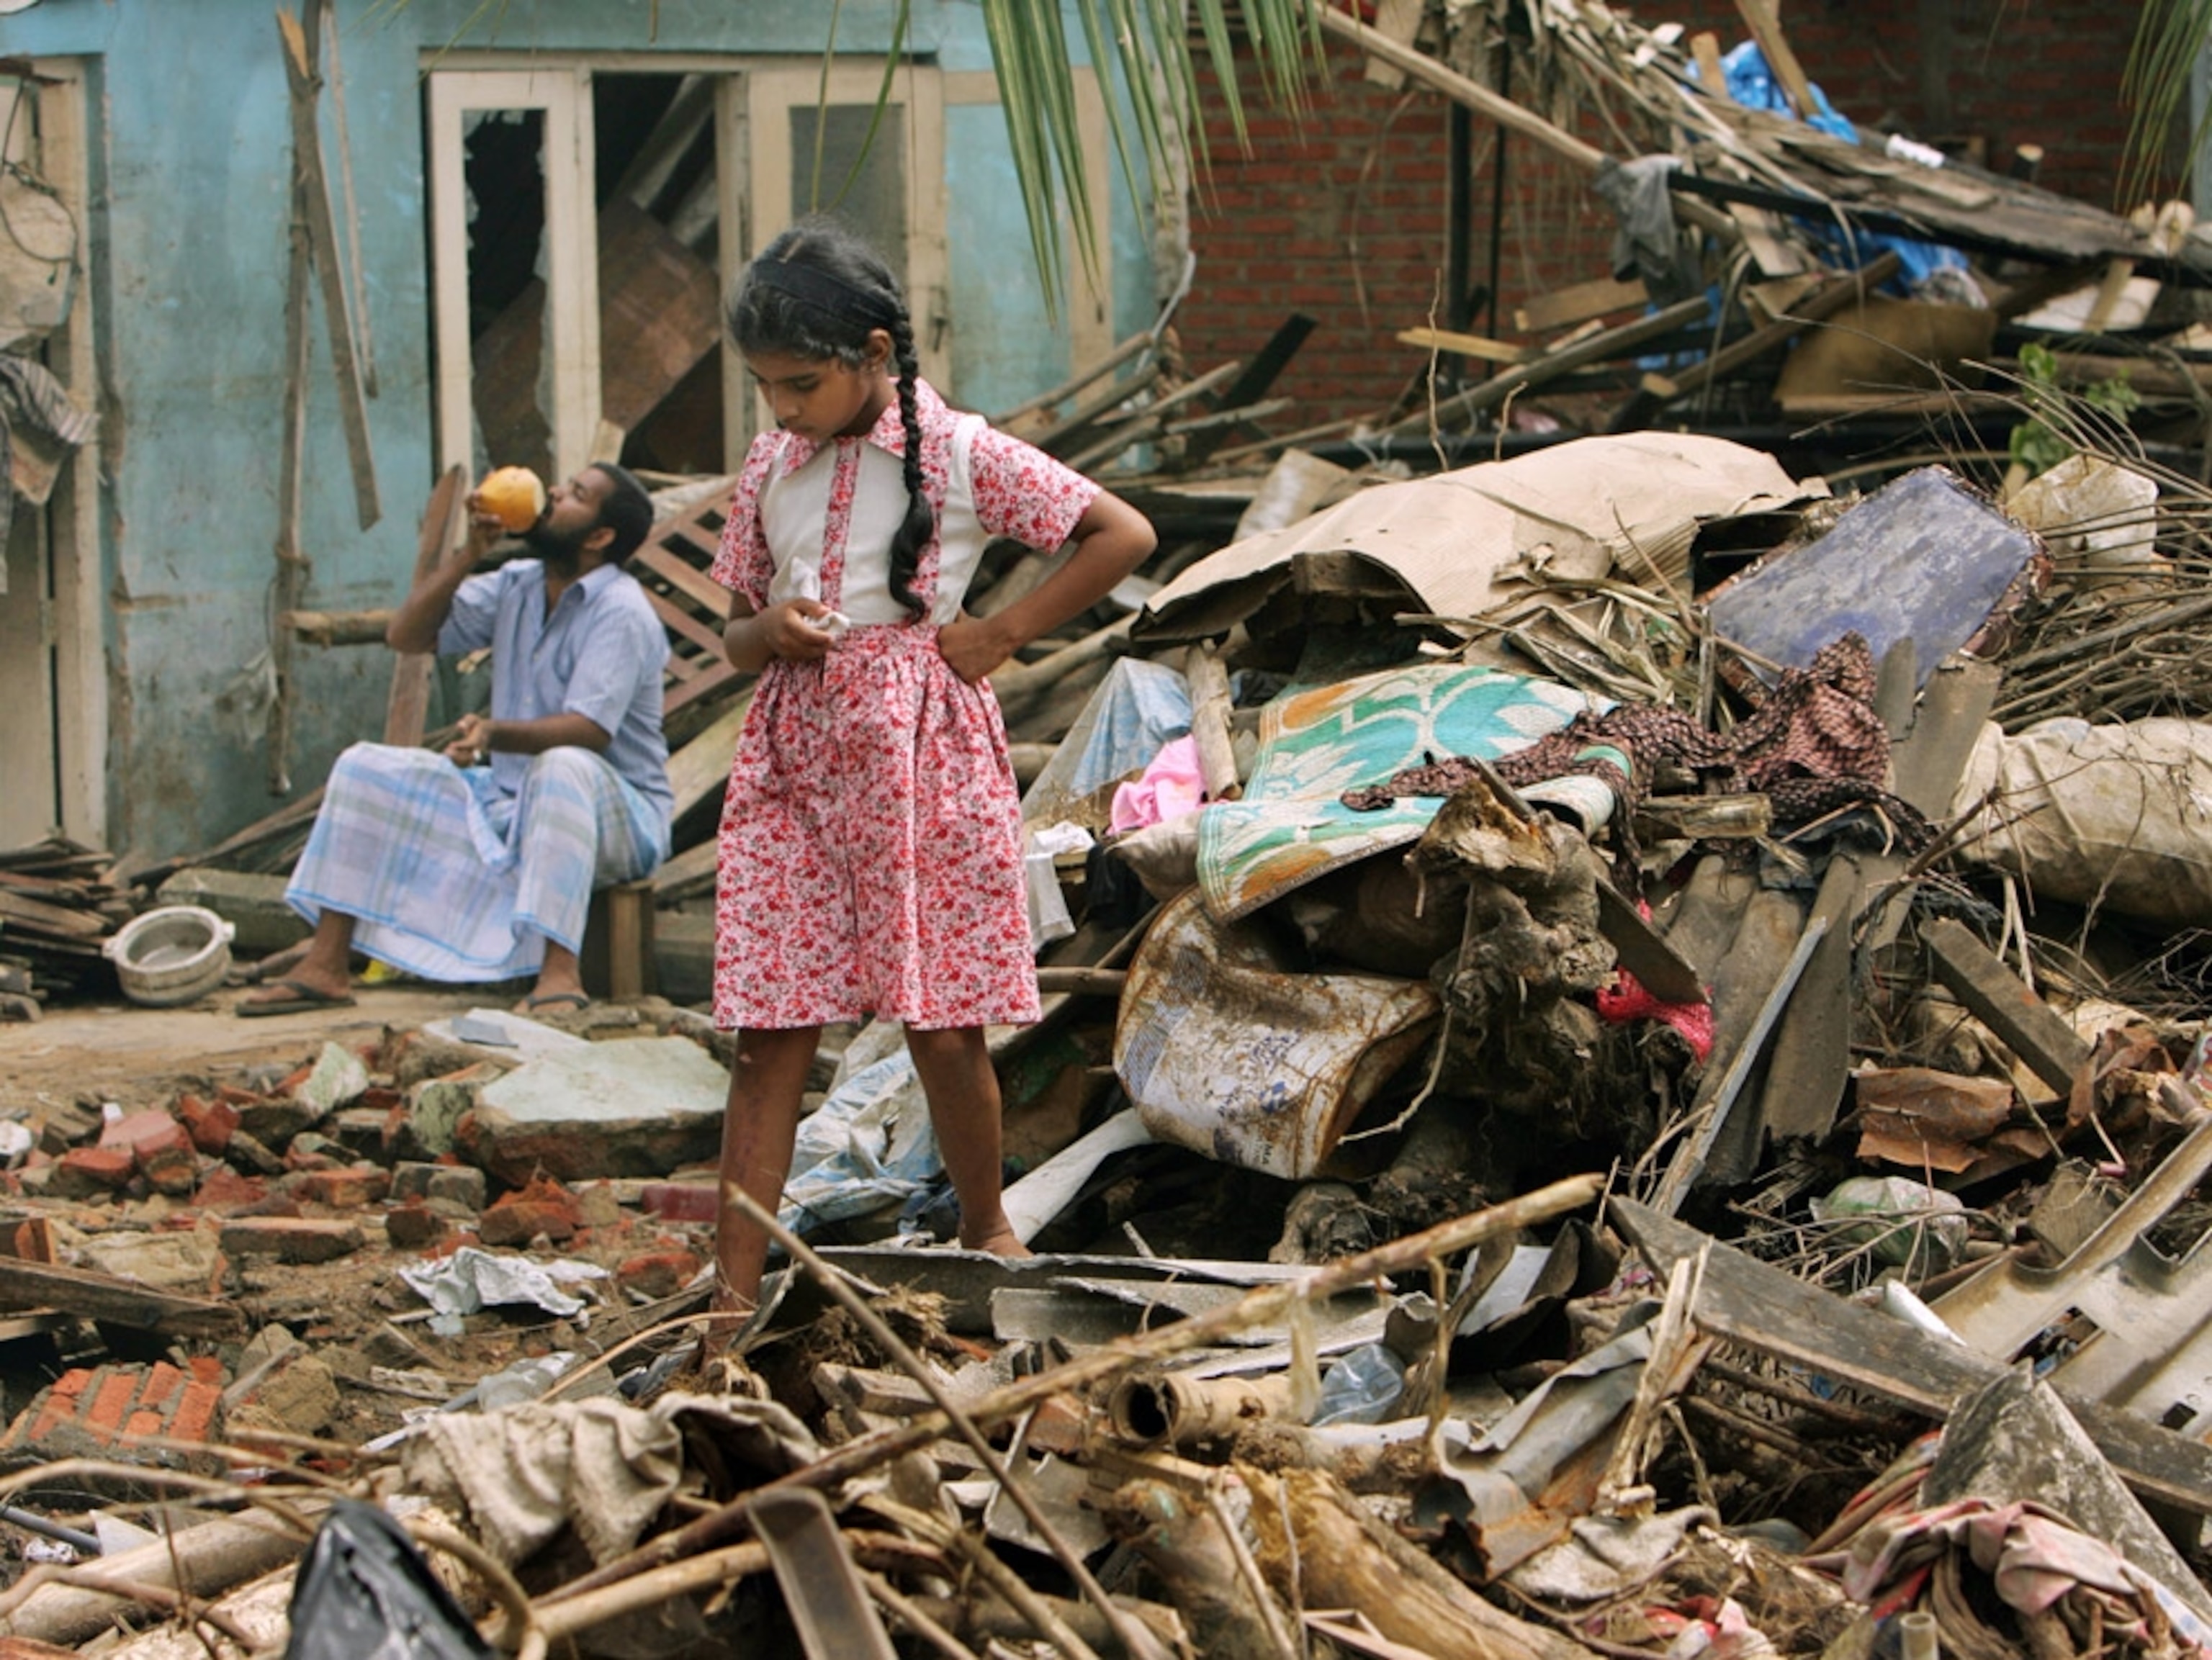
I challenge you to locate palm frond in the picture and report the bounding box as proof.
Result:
[976,0,1328,307]
[2121,0,2212,209]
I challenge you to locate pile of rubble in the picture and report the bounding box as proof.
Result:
[11,410,2212,1657]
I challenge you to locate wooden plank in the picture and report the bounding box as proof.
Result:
[1361,0,1426,89]
[665,687,755,819]
[651,836,717,898]
[1731,0,1818,122]
[1689,32,1730,103]
[1513,276,1646,335]
[1395,326,1526,365]
[0,888,106,939]
[1924,917,2091,1096]
[0,1257,245,1340]
[1611,1197,2212,1516]
[665,660,740,718]
[640,590,729,659]
[633,541,735,618]
[1185,641,1239,802]
[385,464,466,747]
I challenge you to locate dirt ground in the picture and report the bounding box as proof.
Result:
[1,984,490,1105]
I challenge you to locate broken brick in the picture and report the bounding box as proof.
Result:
[218,1216,364,1264]
[615,1248,702,1300]
[477,1174,584,1248]
[0,1361,228,1470]
[176,1091,240,1155]
[52,1145,134,1196]
[289,1166,390,1209]
[384,1201,448,1251]
[191,1168,269,1211]
[642,1181,717,1223]
[390,1160,487,1212]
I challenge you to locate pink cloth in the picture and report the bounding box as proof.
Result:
[1111,735,1206,834]
[1838,1498,2212,1654]
[1593,899,1714,1060]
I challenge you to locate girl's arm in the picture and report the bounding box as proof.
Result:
[938,488,1156,685]
[721,594,840,674]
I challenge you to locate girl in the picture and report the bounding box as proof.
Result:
[708,217,1157,1317]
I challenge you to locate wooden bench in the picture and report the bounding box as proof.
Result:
[580,878,657,1001]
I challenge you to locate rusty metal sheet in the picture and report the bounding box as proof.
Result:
[750,1487,897,1660]
[1115,888,1439,1180]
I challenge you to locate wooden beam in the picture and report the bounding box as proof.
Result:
[385,464,466,747]
[1316,6,1607,173]
[1923,917,2091,1096]
[277,5,378,530]
[0,1257,245,1340]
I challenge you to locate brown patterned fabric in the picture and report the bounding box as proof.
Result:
[1341,633,1934,856]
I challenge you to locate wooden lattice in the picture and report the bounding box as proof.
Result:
[626,476,741,718]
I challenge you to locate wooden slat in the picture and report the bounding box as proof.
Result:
[633,542,734,618]
[665,664,740,717]
[0,1257,245,1340]
[641,590,728,659]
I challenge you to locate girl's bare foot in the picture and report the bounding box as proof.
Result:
[961,1222,1034,1260]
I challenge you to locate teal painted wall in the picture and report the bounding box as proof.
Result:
[0,0,1156,859]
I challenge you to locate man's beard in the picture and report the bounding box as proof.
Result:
[522,515,593,573]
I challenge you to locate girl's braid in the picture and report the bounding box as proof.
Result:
[886,310,933,618]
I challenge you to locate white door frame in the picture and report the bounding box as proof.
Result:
[426,68,603,484]
[724,60,948,458]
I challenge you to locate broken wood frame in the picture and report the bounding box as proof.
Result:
[0,62,104,848]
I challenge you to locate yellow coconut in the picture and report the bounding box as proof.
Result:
[478,466,547,533]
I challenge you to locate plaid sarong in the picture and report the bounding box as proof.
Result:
[286,742,669,983]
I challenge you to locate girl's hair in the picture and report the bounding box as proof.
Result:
[727,217,932,618]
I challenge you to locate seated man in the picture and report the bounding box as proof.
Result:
[240,462,673,1016]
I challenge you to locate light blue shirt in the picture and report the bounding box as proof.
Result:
[439,559,674,829]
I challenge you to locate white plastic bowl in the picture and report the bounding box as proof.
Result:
[104,906,235,1007]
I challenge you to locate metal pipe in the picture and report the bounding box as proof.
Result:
[0,1503,103,1556]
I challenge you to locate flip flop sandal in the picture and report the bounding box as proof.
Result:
[236,978,358,1018]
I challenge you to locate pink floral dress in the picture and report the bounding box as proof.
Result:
[710,382,1097,1031]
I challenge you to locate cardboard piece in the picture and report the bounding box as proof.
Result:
[1134,433,1822,647]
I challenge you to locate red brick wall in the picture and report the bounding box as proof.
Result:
[1175,4,2155,432]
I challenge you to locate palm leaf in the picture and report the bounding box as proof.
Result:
[2121,0,2212,209]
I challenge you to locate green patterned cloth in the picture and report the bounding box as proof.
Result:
[1197,664,1611,920]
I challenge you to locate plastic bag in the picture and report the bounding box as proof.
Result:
[1809,1176,1969,1274]
[1310,1342,1408,1427]
[283,1498,490,1660]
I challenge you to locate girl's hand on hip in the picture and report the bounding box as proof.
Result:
[760,600,838,662]
[938,612,1016,685]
